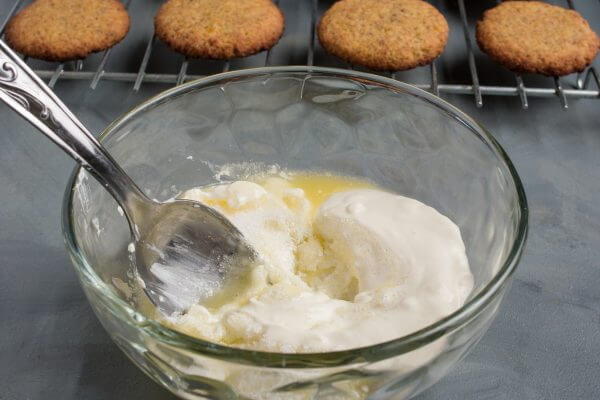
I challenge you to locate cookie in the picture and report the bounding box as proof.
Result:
[317,0,448,71]
[154,0,284,60]
[476,1,600,76]
[5,0,130,62]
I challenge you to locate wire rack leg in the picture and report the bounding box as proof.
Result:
[457,0,483,107]
[515,74,528,109]
[307,0,318,66]
[48,63,64,88]
[430,62,439,96]
[576,72,585,90]
[583,68,600,92]
[554,77,568,109]
[176,59,188,86]
[134,34,156,91]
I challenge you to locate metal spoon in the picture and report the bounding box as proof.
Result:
[0,40,256,316]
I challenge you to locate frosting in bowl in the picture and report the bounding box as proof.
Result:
[164,172,473,353]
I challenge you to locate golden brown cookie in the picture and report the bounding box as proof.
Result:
[154,0,284,59]
[317,0,448,71]
[476,1,600,76]
[5,0,130,62]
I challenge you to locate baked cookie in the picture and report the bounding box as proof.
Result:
[476,1,600,76]
[5,0,130,61]
[317,0,448,71]
[154,0,284,59]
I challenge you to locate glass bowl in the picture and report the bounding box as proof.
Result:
[63,66,527,400]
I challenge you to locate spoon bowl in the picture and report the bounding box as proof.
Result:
[135,199,256,315]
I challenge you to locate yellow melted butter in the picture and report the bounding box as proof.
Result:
[257,172,375,215]
[196,172,374,216]
[287,172,374,208]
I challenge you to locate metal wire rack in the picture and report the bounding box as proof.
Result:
[1,0,598,110]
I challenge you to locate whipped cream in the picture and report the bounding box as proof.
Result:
[166,174,473,353]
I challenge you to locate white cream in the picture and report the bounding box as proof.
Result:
[168,177,473,353]
[315,189,474,311]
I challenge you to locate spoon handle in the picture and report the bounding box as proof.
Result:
[0,40,149,223]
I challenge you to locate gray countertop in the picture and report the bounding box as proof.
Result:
[1,0,599,399]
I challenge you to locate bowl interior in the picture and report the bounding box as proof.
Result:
[67,68,525,346]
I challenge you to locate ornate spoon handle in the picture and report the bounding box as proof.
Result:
[0,40,147,220]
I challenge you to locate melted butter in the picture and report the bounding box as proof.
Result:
[257,172,375,216]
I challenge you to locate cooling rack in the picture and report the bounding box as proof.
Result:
[1,0,598,110]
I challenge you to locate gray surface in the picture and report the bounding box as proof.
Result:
[1,0,599,399]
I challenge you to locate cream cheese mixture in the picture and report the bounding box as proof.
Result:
[164,172,474,353]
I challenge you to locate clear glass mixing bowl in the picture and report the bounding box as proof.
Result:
[63,66,527,400]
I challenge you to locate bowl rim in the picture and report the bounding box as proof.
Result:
[62,66,528,368]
